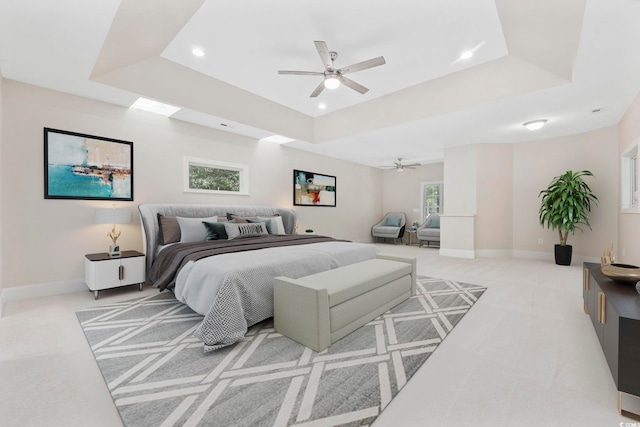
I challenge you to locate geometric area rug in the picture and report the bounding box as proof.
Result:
[76,277,486,427]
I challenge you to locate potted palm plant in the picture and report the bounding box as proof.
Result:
[538,170,599,265]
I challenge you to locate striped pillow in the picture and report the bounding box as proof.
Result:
[223,222,268,240]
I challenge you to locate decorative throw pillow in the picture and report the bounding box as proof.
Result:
[203,220,235,240]
[226,213,257,223]
[247,218,273,234]
[428,217,440,228]
[158,214,181,245]
[384,217,402,227]
[257,215,286,235]
[177,216,218,243]
[223,222,268,240]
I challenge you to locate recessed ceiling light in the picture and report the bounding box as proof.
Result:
[591,108,603,113]
[261,135,295,144]
[318,103,327,110]
[523,119,548,130]
[460,50,473,60]
[192,48,205,57]
[130,97,180,116]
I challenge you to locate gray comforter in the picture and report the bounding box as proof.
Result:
[149,235,378,351]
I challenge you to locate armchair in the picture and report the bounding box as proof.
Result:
[416,213,440,247]
[371,212,406,244]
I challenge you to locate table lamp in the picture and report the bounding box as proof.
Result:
[95,207,132,257]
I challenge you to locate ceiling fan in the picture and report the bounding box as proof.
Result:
[278,41,386,98]
[385,158,421,172]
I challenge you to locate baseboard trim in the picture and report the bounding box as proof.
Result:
[439,248,475,259]
[2,278,86,305]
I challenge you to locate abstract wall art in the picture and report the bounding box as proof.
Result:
[293,169,336,207]
[44,128,133,201]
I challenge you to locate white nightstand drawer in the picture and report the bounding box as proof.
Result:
[85,250,146,299]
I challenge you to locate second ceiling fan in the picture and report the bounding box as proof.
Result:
[278,41,386,98]
[390,158,420,171]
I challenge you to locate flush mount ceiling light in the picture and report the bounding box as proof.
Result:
[318,103,327,110]
[523,119,548,130]
[130,97,181,116]
[459,50,473,60]
[192,48,204,57]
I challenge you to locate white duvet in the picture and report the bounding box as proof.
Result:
[174,241,379,351]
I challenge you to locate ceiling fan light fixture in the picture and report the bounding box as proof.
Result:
[523,119,547,130]
[324,76,340,89]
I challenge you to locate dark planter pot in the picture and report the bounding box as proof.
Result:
[554,244,573,266]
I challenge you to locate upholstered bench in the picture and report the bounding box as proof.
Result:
[273,254,416,352]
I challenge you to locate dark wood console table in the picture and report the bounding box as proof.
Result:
[583,262,640,419]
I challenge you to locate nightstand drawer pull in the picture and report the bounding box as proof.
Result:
[583,268,589,290]
[119,265,124,281]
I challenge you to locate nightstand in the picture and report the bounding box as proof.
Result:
[84,250,146,299]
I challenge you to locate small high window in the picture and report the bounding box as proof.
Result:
[183,157,249,195]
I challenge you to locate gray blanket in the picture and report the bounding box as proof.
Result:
[149,234,346,291]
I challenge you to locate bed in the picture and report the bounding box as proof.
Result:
[138,204,379,351]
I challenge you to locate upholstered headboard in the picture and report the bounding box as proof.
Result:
[138,204,296,273]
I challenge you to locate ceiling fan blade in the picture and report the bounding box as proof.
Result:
[310,80,326,98]
[338,56,386,75]
[404,163,421,167]
[314,41,334,71]
[339,76,368,94]
[278,70,324,76]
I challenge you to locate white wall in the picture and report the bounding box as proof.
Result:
[0,76,4,303]
[443,145,477,215]
[381,162,444,226]
[512,126,619,260]
[442,128,618,262]
[618,90,640,265]
[1,80,382,290]
[476,144,513,252]
[441,145,477,257]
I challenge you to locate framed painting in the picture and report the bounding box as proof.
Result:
[293,169,336,207]
[44,128,133,201]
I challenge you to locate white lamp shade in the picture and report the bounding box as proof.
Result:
[95,208,132,224]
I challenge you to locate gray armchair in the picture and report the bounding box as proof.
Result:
[416,213,440,247]
[372,212,406,244]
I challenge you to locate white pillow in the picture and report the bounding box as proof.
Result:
[257,216,286,235]
[223,222,268,240]
[177,216,218,243]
